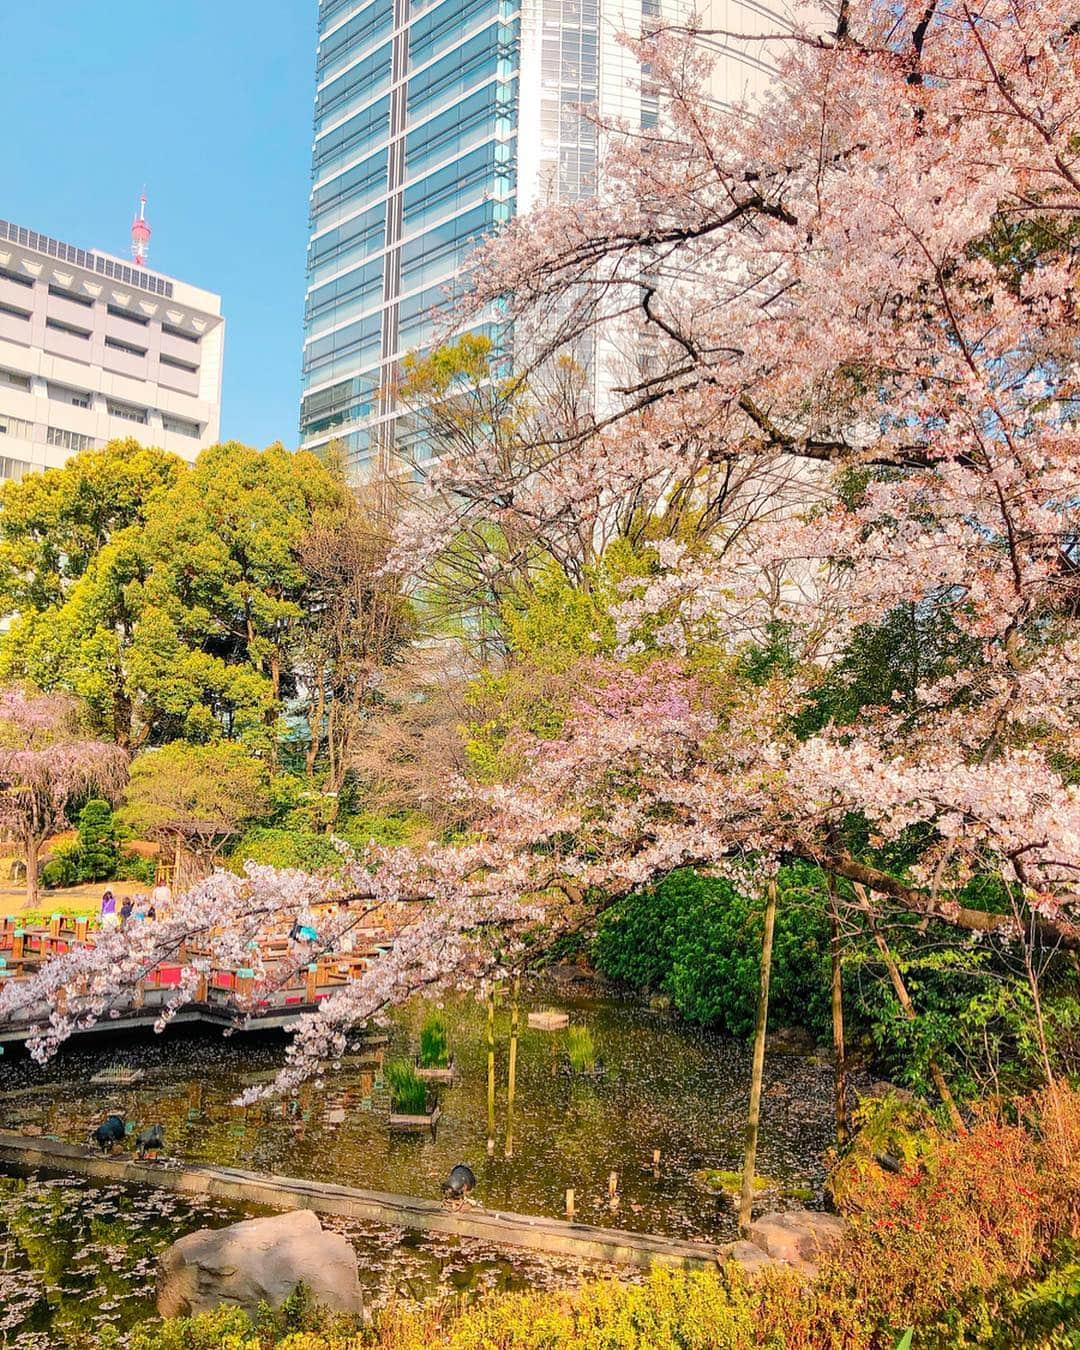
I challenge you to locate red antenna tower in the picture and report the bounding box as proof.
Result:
[131,191,151,267]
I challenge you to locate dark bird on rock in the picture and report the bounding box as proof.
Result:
[135,1124,165,1160]
[89,1112,126,1155]
[441,1163,477,1209]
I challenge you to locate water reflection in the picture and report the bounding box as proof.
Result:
[0,1173,626,1346]
[1,989,842,1244]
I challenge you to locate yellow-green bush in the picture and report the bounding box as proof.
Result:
[127,1088,1080,1350]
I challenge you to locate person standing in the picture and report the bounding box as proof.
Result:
[100,890,118,930]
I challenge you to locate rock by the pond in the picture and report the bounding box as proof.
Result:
[717,1239,783,1275]
[545,961,609,989]
[764,1026,816,1056]
[748,1209,845,1274]
[157,1209,363,1319]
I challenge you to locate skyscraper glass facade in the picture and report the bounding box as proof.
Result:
[300,0,793,475]
[301,0,519,471]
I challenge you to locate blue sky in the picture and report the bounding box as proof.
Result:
[2,2,315,448]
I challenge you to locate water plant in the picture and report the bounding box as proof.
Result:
[566,1025,597,1074]
[419,1013,450,1069]
[385,1060,428,1115]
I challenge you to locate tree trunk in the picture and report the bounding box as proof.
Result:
[113,684,133,751]
[853,884,967,1134]
[739,877,777,1236]
[828,877,849,1148]
[24,834,39,909]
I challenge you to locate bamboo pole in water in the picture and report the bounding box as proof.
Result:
[739,876,778,1237]
[487,983,496,1153]
[828,876,849,1148]
[852,884,967,1135]
[505,975,520,1159]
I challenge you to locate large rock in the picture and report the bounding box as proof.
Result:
[716,1238,785,1275]
[747,1209,845,1274]
[157,1209,363,1320]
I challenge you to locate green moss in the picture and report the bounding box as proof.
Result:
[690,1168,774,1197]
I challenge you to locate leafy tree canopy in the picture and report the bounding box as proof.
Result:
[0,440,344,751]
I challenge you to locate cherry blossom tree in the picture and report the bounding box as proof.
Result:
[424,0,1080,942]
[0,689,128,906]
[2,0,1078,1095]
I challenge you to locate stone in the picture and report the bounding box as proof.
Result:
[748,1209,845,1274]
[716,1239,783,1275]
[764,1026,816,1056]
[157,1208,363,1320]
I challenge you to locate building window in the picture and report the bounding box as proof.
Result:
[0,301,32,321]
[162,413,201,438]
[48,284,94,308]
[48,383,92,409]
[104,336,147,357]
[46,317,91,339]
[106,399,148,424]
[0,267,33,289]
[0,455,31,481]
[161,323,200,344]
[0,368,31,393]
[0,413,33,441]
[160,354,198,374]
[46,426,97,453]
[107,303,149,326]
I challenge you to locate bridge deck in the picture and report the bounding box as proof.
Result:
[0,914,392,1044]
[0,1131,720,1271]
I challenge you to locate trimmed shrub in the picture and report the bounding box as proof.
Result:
[74,798,121,881]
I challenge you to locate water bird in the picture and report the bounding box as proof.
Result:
[88,1112,126,1154]
[135,1123,165,1159]
[441,1162,477,1209]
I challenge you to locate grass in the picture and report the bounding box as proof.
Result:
[384,1060,428,1115]
[566,1025,597,1074]
[418,1014,450,1069]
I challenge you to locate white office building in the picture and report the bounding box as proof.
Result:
[0,218,224,480]
[299,0,793,474]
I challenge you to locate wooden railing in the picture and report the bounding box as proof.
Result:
[0,914,392,1040]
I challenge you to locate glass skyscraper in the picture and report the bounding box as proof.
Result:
[299,0,790,474]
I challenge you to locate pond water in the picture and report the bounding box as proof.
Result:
[0,1172,625,1347]
[0,985,847,1345]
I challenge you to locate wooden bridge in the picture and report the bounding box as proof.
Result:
[0,1130,723,1271]
[0,913,392,1046]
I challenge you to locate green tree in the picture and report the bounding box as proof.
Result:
[0,440,343,751]
[594,866,833,1039]
[0,440,181,613]
[143,441,342,704]
[119,740,271,879]
[73,798,120,882]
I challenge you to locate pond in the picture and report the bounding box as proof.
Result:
[0,1172,626,1347]
[0,984,849,1344]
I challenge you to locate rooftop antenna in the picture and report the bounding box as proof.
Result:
[131,190,151,267]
